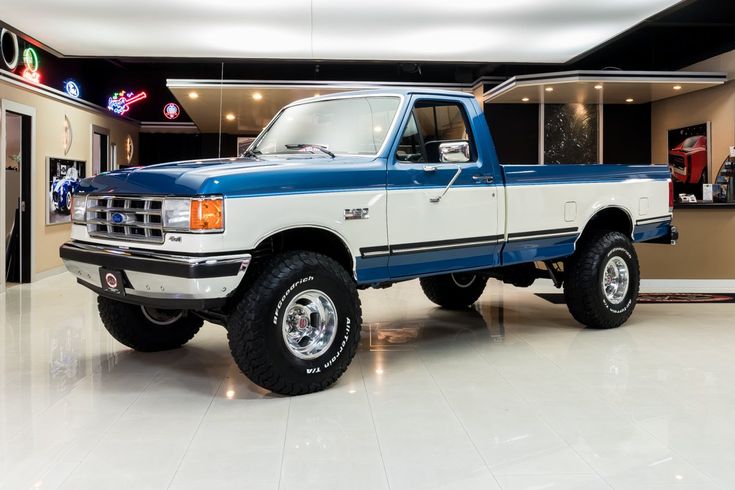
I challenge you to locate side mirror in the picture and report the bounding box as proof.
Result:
[439,141,470,163]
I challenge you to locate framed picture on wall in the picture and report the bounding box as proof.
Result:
[668,122,711,199]
[47,157,86,225]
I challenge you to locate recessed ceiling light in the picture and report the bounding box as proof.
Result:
[188,91,199,99]
[521,97,530,102]
[252,92,263,101]
[594,84,603,90]
[225,113,236,120]
[673,85,682,90]
[625,98,634,103]
[545,87,554,92]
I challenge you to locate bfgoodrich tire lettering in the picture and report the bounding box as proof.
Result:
[97,297,202,351]
[227,251,362,395]
[564,230,640,329]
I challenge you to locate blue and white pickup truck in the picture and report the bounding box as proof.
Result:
[60,88,677,395]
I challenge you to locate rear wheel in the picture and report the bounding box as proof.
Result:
[97,297,203,351]
[419,272,488,309]
[564,230,640,329]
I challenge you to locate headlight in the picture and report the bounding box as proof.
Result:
[162,196,224,233]
[71,194,87,224]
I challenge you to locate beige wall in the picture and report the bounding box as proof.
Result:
[639,49,735,279]
[651,80,735,182]
[0,79,139,282]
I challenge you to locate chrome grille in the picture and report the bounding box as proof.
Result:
[86,196,164,244]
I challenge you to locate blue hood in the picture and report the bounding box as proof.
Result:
[78,156,386,198]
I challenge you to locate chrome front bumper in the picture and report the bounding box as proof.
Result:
[60,241,251,309]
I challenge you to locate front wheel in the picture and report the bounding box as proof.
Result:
[564,230,640,329]
[97,297,203,351]
[419,272,488,309]
[227,251,362,395]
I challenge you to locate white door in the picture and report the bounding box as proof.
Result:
[386,96,500,279]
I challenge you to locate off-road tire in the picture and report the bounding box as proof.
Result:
[97,297,203,351]
[564,230,640,329]
[420,273,488,309]
[227,251,362,395]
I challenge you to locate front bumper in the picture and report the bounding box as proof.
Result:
[60,241,251,309]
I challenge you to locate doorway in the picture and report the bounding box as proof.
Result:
[3,110,32,285]
[92,126,109,175]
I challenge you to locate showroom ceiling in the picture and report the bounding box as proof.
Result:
[3,0,681,63]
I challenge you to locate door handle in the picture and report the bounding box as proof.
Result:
[430,165,462,203]
[472,175,494,184]
[423,165,437,173]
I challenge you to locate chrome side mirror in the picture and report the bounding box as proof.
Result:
[439,141,470,163]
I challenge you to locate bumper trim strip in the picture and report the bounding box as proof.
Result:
[60,241,251,279]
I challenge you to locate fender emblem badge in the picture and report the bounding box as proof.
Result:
[344,208,369,220]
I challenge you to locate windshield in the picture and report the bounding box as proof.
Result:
[681,136,704,149]
[252,96,401,156]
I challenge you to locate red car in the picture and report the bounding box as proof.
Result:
[669,135,707,184]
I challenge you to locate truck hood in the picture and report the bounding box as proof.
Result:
[78,155,384,197]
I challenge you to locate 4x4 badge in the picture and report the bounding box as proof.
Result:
[344,208,369,220]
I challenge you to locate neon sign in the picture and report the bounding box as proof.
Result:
[0,29,19,70]
[107,90,147,115]
[21,47,40,83]
[64,80,80,98]
[163,102,180,120]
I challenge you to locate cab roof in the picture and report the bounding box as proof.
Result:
[286,87,475,108]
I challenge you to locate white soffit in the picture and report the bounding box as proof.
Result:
[484,70,728,104]
[4,0,680,63]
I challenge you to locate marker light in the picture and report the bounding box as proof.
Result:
[191,197,224,231]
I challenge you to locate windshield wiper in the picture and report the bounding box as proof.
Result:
[241,148,261,159]
[284,143,335,158]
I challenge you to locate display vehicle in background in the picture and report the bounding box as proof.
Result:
[50,166,81,214]
[60,89,677,395]
[669,135,707,184]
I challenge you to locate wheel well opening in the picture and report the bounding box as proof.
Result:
[252,228,354,274]
[581,207,633,239]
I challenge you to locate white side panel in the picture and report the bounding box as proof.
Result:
[71,190,388,258]
[387,186,499,244]
[222,190,387,256]
[504,179,671,238]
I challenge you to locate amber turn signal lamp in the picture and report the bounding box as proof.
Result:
[190,197,224,231]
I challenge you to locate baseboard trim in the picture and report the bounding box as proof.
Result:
[639,279,735,293]
[525,278,735,294]
[33,265,67,282]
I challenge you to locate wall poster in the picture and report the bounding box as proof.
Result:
[668,122,710,200]
[47,157,85,225]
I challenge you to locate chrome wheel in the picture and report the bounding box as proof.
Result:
[602,256,629,305]
[451,273,476,288]
[282,289,338,360]
[141,306,184,326]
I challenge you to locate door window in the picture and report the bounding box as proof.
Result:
[395,100,476,163]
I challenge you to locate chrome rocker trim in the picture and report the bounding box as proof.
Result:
[60,241,251,309]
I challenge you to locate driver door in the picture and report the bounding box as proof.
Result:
[386,96,500,279]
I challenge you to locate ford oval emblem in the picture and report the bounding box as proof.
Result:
[111,212,125,224]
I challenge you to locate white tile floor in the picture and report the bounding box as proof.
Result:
[2,273,735,490]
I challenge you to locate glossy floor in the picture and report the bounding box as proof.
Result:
[2,274,735,490]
